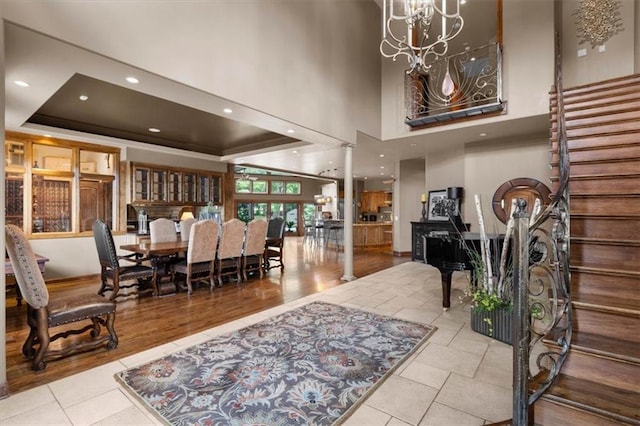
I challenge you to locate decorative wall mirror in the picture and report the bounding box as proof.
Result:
[491,177,551,224]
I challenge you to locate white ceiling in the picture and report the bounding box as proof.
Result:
[4,3,549,182]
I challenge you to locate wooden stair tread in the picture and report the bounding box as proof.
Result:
[539,374,640,424]
[573,293,640,314]
[569,330,640,363]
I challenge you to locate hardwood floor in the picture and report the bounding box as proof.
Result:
[5,237,409,395]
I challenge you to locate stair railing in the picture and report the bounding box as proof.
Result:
[511,27,572,424]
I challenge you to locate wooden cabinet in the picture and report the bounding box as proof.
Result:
[353,226,367,245]
[151,169,167,202]
[131,162,223,206]
[183,172,197,203]
[168,171,182,203]
[133,165,151,202]
[360,191,389,213]
[353,224,392,247]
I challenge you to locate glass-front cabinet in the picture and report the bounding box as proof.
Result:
[197,174,210,204]
[133,165,151,202]
[168,171,182,203]
[4,132,120,236]
[151,169,167,202]
[130,162,223,206]
[183,173,197,203]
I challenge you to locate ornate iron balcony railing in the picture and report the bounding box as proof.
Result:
[404,42,503,127]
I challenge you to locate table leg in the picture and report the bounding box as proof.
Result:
[439,269,453,311]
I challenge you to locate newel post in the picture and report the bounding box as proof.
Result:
[512,198,531,425]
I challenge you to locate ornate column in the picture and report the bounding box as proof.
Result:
[341,144,356,281]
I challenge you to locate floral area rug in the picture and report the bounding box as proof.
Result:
[115,301,434,425]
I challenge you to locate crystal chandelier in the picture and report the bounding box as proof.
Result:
[380,0,464,73]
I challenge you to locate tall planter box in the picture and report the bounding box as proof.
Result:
[471,308,513,345]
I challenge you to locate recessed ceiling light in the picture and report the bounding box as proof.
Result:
[410,143,417,147]
[470,57,476,61]
[479,132,488,137]
[292,150,298,154]
[126,76,139,84]
[380,172,385,175]
[79,95,89,101]
[328,161,333,164]
[287,129,295,134]
[14,80,30,87]
[363,177,368,180]
[379,154,385,157]
[223,108,233,114]
[148,128,160,133]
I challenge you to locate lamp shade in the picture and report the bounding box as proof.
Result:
[447,187,463,200]
[180,211,195,220]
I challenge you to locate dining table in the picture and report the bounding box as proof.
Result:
[119,240,189,296]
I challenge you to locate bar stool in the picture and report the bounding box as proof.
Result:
[325,223,343,250]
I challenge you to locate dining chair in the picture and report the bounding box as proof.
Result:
[215,218,246,285]
[242,219,268,281]
[180,217,197,241]
[92,220,155,301]
[6,224,118,371]
[172,220,219,294]
[149,217,180,284]
[264,217,286,271]
[150,218,178,243]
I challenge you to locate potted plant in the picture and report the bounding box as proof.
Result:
[462,237,514,345]
[286,221,295,232]
[455,195,515,345]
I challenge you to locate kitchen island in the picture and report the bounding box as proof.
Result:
[324,220,392,249]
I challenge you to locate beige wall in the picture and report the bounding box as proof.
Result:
[394,158,426,253]
[463,136,550,232]
[2,1,381,146]
[562,0,638,88]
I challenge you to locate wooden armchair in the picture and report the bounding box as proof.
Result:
[215,218,246,285]
[92,220,155,301]
[172,220,219,294]
[242,219,268,281]
[264,217,286,271]
[6,224,118,371]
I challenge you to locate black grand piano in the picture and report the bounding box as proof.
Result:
[411,221,504,310]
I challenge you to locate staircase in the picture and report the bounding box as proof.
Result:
[534,74,640,424]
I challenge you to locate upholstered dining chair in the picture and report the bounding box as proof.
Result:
[149,217,181,282]
[242,219,268,281]
[150,218,178,243]
[172,220,219,294]
[180,217,197,241]
[92,220,155,301]
[6,224,118,371]
[264,217,286,271]
[215,218,246,286]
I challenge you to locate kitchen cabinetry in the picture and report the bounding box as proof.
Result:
[130,162,223,206]
[360,191,390,212]
[353,223,392,247]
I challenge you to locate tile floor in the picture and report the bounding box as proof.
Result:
[0,262,512,425]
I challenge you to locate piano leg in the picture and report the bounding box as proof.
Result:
[439,269,453,311]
